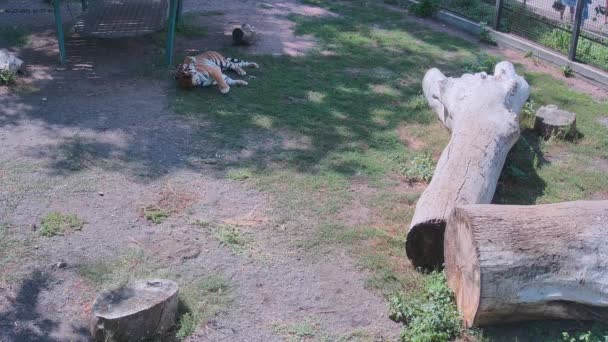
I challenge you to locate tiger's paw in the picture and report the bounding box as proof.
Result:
[220,85,230,94]
[236,80,248,86]
[237,69,247,76]
[250,63,259,68]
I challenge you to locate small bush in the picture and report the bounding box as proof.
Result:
[40,212,84,237]
[409,0,440,17]
[562,65,574,78]
[0,69,16,85]
[389,271,463,342]
[403,152,435,182]
[561,329,608,342]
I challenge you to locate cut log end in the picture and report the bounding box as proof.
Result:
[232,25,257,45]
[444,208,480,328]
[534,105,576,139]
[405,221,445,269]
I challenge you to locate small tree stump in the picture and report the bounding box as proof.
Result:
[445,201,608,327]
[90,279,179,342]
[232,24,258,45]
[535,105,576,138]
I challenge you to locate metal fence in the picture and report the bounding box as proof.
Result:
[437,0,608,71]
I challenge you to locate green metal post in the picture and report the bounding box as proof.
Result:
[53,0,67,65]
[166,0,178,66]
[176,0,184,24]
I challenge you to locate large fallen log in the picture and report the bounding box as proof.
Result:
[445,201,608,327]
[405,62,530,268]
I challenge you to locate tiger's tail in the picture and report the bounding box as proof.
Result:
[226,57,259,69]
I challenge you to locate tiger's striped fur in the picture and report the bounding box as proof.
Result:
[175,51,259,94]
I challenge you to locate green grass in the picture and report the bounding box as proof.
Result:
[142,206,170,224]
[169,0,608,340]
[215,224,248,253]
[176,275,232,340]
[39,212,84,237]
[0,25,30,47]
[226,168,253,181]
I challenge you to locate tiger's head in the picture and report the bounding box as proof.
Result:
[174,57,198,89]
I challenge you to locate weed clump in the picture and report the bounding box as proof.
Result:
[39,212,84,237]
[403,152,435,183]
[389,271,462,342]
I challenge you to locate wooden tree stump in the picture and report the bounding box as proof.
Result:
[90,279,179,342]
[445,201,608,327]
[232,24,258,45]
[406,62,530,269]
[535,105,576,138]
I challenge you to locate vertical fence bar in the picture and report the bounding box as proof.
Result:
[494,0,504,30]
[53,0,67,65]
[176,0,183,24]
[568,0,585,61]
[166,0,178,65]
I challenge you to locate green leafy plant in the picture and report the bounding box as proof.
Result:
[389,271,463,342]
[0,69,16,85]
[561,329,608,342]
[562,65,574,77]
[403,152,435,182]
[409,0,440,17]
[479,22,497,46]
[462,53,500,74]
[40,212,84,237]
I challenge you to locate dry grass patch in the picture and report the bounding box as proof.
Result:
[140,183,195,224]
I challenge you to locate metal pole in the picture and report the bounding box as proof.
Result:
[494,0,504,30]
[568,0,585,61]
[166,0,178,65]
[53,0,67,65]
[176,0,183,24]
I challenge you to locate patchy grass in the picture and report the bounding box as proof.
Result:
[169,0,608,339]
[142,206,170,224]
[0,224,30,284]
[140,184,195,224]
[39,212,84,237]
[215,224,248,253]
[226,168,253,181]
[175,13,208,38]
[176,274,232,340]
[271,320,317,341]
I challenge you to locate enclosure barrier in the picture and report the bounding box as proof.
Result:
[434,0,608,71]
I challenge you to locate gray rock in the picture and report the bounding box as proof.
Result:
[535,105,576,138]
[0,49,24,73]
[90,279,179,342]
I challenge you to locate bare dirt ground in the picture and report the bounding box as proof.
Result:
[1,0,607,341]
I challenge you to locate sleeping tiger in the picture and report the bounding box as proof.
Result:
[175,51,259,94]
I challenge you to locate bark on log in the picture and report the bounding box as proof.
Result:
[232,24,258,45]
[90,279,179,342]
[405,62,530,269]
[445,201,608,328]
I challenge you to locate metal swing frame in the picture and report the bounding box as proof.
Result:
[52,0,184,66]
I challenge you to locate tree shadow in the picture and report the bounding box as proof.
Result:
[0,271,89,341]
[493,129,549,204]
